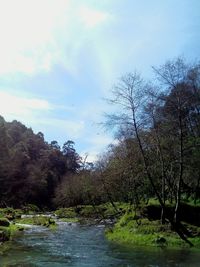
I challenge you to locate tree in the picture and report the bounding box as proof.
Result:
[62,140,80,172]
[104,66,198,246]
[153,58,200,223]
[0,116,82,208]
[105,72,167,208]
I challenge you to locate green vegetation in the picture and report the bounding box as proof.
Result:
[0,208,23,220]
[0,217,25,244]
[106,211,200,248]
[15,216,56,228]
[0,208,57,245]
[54,202,200,249]
[54,203,126,221]
[55,208,77,218]
[0,115,81,209]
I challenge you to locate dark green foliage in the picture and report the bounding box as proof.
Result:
[0,118,80,208]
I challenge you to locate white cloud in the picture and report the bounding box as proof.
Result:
[79,6,110,29]
[0,90,85,144]
[0,0,67,74]
[36,118,85,139]
[0,91,52,119]
[0,0,111,76]
[89,135,114,146]
[80,134,117,162]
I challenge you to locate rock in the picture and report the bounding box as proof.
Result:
[0,230,10,242]
[0,218,10,227]
[5,214,15,220]
[155,236,167,245]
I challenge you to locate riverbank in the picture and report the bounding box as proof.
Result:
[105,213,200,248]
[54,202,200,249]
[3,218,200,267]
[1,201,200,249]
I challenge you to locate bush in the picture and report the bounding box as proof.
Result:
[79,206,96,217]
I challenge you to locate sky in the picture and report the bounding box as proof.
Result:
[0,0,199,162]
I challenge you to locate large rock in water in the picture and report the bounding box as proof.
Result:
[0,218,10,227]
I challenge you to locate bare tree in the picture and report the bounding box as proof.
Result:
[105,71,194,246]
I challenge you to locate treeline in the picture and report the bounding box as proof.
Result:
[56,57,200,226]
[0,57,200,227]
[96,57,200,222]
[0,116,81,208]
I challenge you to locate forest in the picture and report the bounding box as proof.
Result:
[0,116,81,208]
[0,58,200,246]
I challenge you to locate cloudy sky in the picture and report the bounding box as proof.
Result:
[0,0,199,161]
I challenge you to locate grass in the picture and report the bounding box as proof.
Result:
[105,212,200,249]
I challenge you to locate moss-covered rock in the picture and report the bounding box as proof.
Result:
[0,208,23,220]
[22,204,40,214]
[15,215,56,227]
[55,208,77,218]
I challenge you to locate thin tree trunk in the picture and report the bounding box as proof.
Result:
[174,111,184,223]
[132,109,193,246]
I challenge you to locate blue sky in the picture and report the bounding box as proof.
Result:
[0,0,199,161]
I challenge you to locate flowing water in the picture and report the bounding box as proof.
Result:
[0,221,200,267]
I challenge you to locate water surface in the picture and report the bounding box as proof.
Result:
[0,222,200,267]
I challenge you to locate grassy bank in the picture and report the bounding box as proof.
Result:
[54,202,200,248]
[1,201,200,249]
[105,210,200,249]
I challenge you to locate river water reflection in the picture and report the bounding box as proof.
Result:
[0,222,200,267]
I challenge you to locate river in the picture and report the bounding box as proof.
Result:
[1,221,200,267]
